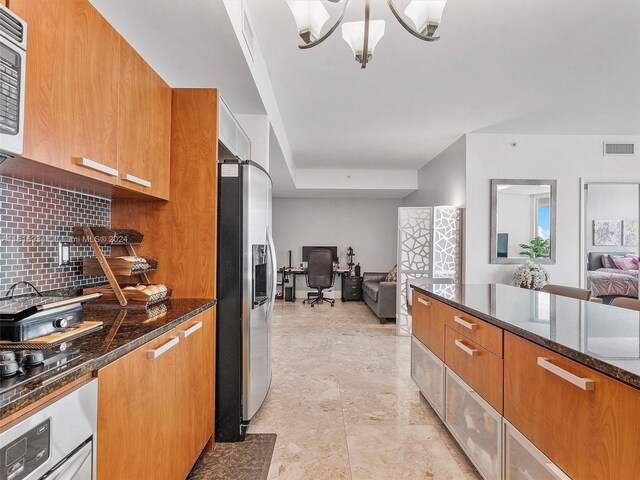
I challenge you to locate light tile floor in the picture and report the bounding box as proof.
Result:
[249,300,481,480]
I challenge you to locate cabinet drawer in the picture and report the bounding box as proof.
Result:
[504,332,640,479]
[411,336,444,419]
[504,420,571,480]
[445,307,503,357]
[445,368,502,480]
[411,293,446,360]
[444,326,503,413]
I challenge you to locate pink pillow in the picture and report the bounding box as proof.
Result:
[612,256,639,270]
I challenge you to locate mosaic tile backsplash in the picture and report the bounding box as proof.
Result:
[0,176,111,296]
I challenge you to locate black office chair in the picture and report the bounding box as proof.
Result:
[303,249,335,307]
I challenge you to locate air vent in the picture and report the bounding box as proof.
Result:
[0,7,25,47]
[603,142,635,156]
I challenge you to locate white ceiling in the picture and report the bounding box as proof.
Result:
[248,0,640,172]
[91,0,640,197]
[90,0,265,115]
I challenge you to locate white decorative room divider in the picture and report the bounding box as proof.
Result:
[396,206,463,336]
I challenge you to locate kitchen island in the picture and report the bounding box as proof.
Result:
[410,282,640,480]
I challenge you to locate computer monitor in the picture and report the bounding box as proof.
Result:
[302,246,338,262]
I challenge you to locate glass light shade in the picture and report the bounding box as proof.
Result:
[341,20,385,61]
[285,0,330,42]
[404,0,447,33]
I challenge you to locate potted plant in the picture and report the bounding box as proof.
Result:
[513,260,550,290]
[518,236,550,258]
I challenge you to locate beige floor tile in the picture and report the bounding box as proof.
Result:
[248,300,478,479]
[346,424,470,480]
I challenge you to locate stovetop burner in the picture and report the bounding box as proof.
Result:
[0,347,82,407]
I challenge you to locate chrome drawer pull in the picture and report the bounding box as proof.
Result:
[74,157,118,177]
[179,321,202,338]
[147,337,179,359]
[417,298,431,306]
[537,357,595,391]
[545,462,572,480]
[453,316,477,330]
[121,173,152,188]
[454,339,478,356]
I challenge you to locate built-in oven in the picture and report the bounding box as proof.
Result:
[0,4,27,159]
[0,379,97,480]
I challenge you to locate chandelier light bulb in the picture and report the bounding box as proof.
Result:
[341,20,386,64]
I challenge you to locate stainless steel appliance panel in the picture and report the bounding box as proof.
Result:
[0,379,97,480]
[0,4,26,158]
[242,163,274,421]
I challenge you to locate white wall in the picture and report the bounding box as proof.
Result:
[273,197,400,295]
[586,183,639,256]
[403,135,466,208]
[237,114,270,170]
[465,134,640,286]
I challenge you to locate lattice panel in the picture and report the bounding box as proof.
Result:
[433,207,461,282]
[399,208,432,273]
[396,207,463,337]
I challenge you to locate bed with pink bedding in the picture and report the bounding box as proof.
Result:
[587,252,639,298]
[587,268,639,298]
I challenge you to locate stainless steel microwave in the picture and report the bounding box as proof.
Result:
[0,4,26,158]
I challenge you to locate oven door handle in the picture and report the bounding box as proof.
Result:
[46,440,92,480]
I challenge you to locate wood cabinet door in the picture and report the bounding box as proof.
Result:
[412,293,446,360]
[10,0,120,182]
[116,41,171,199]
[444,326,503,413]
[504,332,640,479]
[174,309,216,478]
[97,330,179,480]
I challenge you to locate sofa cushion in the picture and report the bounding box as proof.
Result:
[362,281,379,302]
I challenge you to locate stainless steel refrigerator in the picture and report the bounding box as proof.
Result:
[216,159,276,442]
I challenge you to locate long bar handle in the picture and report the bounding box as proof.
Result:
[453,316,477,330]
[74,157,118,177]
[147,337,179,359]
[121,173,152,188]
[537,357,595,391]
[179,321,202,338]
[417,298,431,306]
[454,339,478,356]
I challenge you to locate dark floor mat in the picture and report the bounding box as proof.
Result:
[188,434,277,480]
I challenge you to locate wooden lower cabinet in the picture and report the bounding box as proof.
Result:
[175,309,216,479]
[97,309,215,480]
[412,292,447,360]
[444,326,503,413]
[504,332,640,479]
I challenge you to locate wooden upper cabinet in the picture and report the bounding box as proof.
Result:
[116,41,171,200]
[10,0,120,182]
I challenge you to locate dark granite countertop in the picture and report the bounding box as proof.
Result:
[411,283,640,390]
[0,298,216,419]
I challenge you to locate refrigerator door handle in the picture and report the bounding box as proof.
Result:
[267,229,277,317]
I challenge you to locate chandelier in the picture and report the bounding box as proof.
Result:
[286,0,447,68]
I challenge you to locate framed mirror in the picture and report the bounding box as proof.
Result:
[491,179,557,264]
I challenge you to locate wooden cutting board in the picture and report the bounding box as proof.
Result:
[0,321,103,349]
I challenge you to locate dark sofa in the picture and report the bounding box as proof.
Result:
[362,272,397,323]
